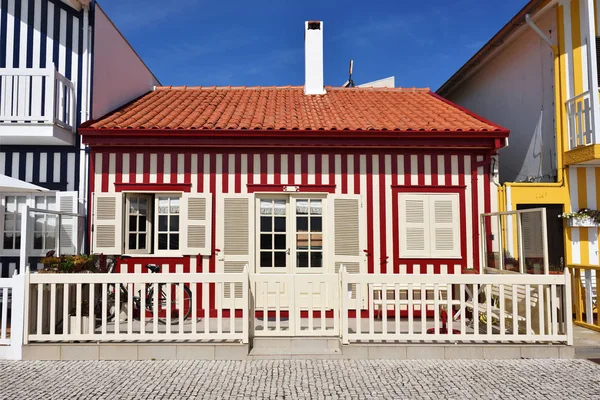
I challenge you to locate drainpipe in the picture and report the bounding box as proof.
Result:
[79,3,91,252]
[525,14,558,53]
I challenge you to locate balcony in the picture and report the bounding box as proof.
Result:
[0,67,76,146]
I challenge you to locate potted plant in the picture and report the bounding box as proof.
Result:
[504,253,519,271]
[560,208,600,227]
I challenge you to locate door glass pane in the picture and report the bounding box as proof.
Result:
[274,234,286,250]
[260,234,272,250]
[297,217,308,232]
[294,199,323,269]
[274,217,286,232]
[311,217,322,232]
[311,252,322,268]
[297,252,308,268]
[158,233,168,250]
[260,216,272,232]
[274,252,286,267]
[259,199,287,269]
[260,251,272,268]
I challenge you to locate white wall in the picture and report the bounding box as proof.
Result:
[91,6,159,120]
[447,11,556,184]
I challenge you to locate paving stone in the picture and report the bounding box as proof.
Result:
[1,359,600,399]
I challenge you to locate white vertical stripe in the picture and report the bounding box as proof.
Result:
[397,155,404,185]
[427,264,434,274]
[437,155,445,185]
[399,264,407,274]
[228,154,235,191]
[477,159,485,270]
[38,153,46,182]
[25,153,33,182]
[136,153,143,184]
[294,154,301,185]
[267,154,274,184]
[384,155,392,275]
[440,264,448,274]
[280,154,288,185]
[321,155,329,185]
[334,154,342,195]
[359,156,367,202]
[32,0,42,68]
[163,154,171,183]
[70,18,79,80]
[580,2,590,93]
[240,154,248,194]
[451,155,459,185]
[586,167,597,209]
[569,167,579,212]
[410,155,418,185]
[190,154,197,191]
[308,154,316,184]
[67,153,75,191]
[589,229,599,265]
[58,10,67,74]
[203,154,210,193]
[94,153,102,193]
[11,154,19,179]
[563,3,574,99]
[347,154,354,194]
[108,153,116,193]
[52,153,60,182]
[177,154,185,183]
[424,155,431,185]
[122,154,130,183]
[0,153,4,175]
[464,156,473,269]
[5,0,15,68]
[19,0,28,67]
[372,155,380,274]
[45,2,54,69]
[253,154,260,184]
[150,154,157,184]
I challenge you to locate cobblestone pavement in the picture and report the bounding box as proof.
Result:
[1,359,600,399]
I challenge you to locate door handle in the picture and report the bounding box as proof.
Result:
[286,248,290,255]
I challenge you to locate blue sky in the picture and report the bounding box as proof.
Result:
[97,0,527,90]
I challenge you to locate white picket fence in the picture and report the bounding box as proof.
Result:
[340,266,573,344]
[25,267,249,344]
[0,272,25,360]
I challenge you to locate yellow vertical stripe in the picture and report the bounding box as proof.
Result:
[572,0,583,95]
[556,4,567,173]
[577,168,590,264]
[596,0,599,35]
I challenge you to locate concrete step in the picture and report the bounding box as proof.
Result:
[250,337,342,358]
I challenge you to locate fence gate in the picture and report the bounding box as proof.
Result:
[250,274,339,336]
[0,272,25,360]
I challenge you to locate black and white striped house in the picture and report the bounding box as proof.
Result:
[0,0,159,275]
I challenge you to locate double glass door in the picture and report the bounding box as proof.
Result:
[257,196,324,273]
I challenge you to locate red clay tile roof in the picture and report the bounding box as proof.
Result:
[84,86,506,132]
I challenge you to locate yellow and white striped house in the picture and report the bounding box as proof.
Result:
[439,0,600,327]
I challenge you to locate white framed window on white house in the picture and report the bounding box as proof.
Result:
[156,196,180,251]
[125,195,151,253]
[398,193,461,259]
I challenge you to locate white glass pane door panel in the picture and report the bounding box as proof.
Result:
[293,198,323,271]
[258,199,289,271]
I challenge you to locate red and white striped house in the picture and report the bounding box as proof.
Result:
[79,21,509,314]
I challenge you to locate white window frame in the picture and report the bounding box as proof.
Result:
[399,192,461,259]
[0,193,59,256]
[124,194,152,254]
[154,194,182,255]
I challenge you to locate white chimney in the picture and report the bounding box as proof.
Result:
[304,21,326,95]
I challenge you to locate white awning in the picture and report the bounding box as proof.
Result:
[0,175,49,193]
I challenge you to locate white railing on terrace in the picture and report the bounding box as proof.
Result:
[24,268,249,344]
[566,90,595,149]
[340,266,573,344]
[0,66,76,132]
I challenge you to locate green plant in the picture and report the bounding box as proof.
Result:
[559,208,600,223]
[40,254,98,273]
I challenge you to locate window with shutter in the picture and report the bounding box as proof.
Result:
[182,193,212,255]
[93,193,123,255]
[57,192,79,255]
[399,193,460,259]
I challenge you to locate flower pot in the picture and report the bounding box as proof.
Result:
[567,217,599,228]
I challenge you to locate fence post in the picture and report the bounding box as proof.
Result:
[8,270,25,359]
[340,265,349,345]
[564,267,574,346]
[22,266,30,345]
[19,205,29,274]
[242,264,249,345]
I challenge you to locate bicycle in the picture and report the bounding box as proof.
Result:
[94,256,193,325]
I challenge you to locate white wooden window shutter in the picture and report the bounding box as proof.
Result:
[56,191,79,255]
[92,193,123,255]
[430,195,460,258]
[216,194,254,306]
[181,193,212,256]
[399,194,430,258]
[330,194,366,307]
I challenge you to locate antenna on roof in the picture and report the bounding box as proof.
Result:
[342,59,355,88]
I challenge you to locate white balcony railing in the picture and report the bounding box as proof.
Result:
[566,91,594,149]
[0,66,76,132]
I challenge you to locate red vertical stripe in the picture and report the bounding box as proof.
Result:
[431,154,438,186]
[197,153,204,192]
[287,153,294,185]
[341,154,348,195]
[260,153,267,185]
[354,154,360,195]
[366,154,374,274]
[391,155,399,274]
[315,154,322,185]
[471,155,480,270]
[129,153,136,183]
[88,151,95,243]
[274,153,281,185]
[235,153,242,192]
[329,154,335,191]
[222,154,229,194]
[157,153,164,184]
[378,154,387,274]
[444,155,452,186]
[184,153,191,185]
[404,154,411,187]
[247,153,254,185]
[301,153,308,185]
[171,153,178,184]
[209,153,217,310]
[101,153,109,192]
[458,155,467,271]
[115,153,123,184]
[484,158,493,261]
[417,154,425,186]
[143,152,150,184]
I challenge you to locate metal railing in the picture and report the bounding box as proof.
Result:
[0,66,76,132]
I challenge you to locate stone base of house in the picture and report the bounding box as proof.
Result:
[21,340,576,360]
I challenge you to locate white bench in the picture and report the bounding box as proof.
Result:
[464,283,539,334]
[371,283,449,319]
